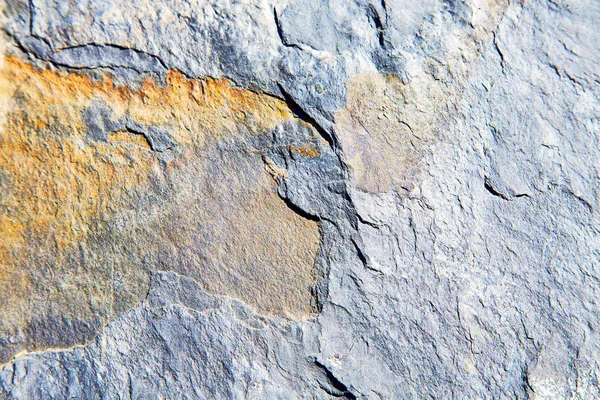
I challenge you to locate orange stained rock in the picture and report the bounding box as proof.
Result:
[0,55,321,363]
[290,145,321,158]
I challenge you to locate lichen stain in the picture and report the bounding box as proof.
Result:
[290,145,320,158]
[334,72,441,193]
[333,0,511,194]
[0,56,320,363]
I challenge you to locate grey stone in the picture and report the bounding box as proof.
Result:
[1,0,599,398]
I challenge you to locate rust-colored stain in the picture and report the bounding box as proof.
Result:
[290,145,320,158]
[0,56,320,363]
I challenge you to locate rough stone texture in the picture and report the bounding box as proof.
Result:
[0,54,322,364]
[0,0,599,398]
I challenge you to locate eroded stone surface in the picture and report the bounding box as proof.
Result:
[0,55,322,364]
[335,72,440,193]
[1,0,599,398]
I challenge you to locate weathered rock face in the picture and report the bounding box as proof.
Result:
[0,55,323,364]
[0,0,598,398]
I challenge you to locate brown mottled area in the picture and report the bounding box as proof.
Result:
[335,1,509,194]
[290,145,320,158]
[334,72,442,193]
[0,56,320,363]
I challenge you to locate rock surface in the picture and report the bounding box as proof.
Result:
[0,0,599,398]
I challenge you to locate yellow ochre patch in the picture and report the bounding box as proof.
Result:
[0,56,321,363]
